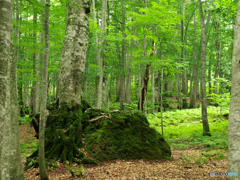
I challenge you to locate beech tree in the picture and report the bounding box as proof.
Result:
[0,0,25,179]
[228,0,240,178]
[198,0,211,136]
[38,0,50,178]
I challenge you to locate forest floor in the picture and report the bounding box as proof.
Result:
[20,124,228,180]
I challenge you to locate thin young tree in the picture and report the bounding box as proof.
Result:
[198,0,211,136]
[38,0,50,179]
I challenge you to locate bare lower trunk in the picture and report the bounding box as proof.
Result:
[138,64,151,111]
[31,10,39,114]
[0,0,25,178]
[176,70,181,109]
[24,82,31,108]
[228,1,240,177]
[214,22,221,95]
[57,0,90,106]
[198,0,211,136]
[169,78,173,97]
[151,69,155,112]
[120,0,126,110]
[38,0,50,178]
[102,75,109,108]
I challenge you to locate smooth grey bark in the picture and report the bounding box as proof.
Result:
[176,67,182,109]
[151,69,155,112]
[126,39,133,105]
[208,55,212,95]
[52,73,55,100]
[120,0,126,110]
[10,0,25,178]
[126,3,134,105]
[138,65,142,110]
[228,2,240,177]
[24,82,31,108]
[198,0,211,136]
[31,10,39,114]
[0,0,25,178]
[38,0,50,179]
[102,2,109,108]
[135,75,138,100]
[57,0,91,106]
[189,8,197,108]
[84,57,89,100]
[181,0,188,109]
[213,21,221,95]
[102,75,109,108]
[160,43,164,137]
[93,0,106,109]
[169,77,173,97]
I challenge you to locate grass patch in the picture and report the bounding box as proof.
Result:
[147,106,229,150]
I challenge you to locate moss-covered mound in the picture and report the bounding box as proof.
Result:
[25,99,97,171]
[26,100,171,171]
[83,109,171,161]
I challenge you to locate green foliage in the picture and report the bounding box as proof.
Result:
[19,115,32,125]
[147,106,229,150]
[65,165,85,178]
[20,138,39,159]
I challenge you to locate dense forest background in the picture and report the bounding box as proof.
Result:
[16,0,236,116]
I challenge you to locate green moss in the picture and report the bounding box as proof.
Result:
[81,157,98,165]
[25,99,97,171]
[84,110,171,161]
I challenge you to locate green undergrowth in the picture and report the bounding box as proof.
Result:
[20,138,39,159]
[147,106,229,150]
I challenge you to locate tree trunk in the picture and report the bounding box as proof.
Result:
[126,4,134,105]
[93,0,106,109]
[160,43,164,136]
[181,0,188,109]
[18,71,24,116]
[189,8,197,108]
[24,82,31,109]
[116,76,120,102]
[126,42,133,105]
[26,0,96,169]
[31,9,39,115]
[138,41,154,112]
[57,0,90,106]
[135,75,138,100]
[0,0,25,178]
[38,0,50,178]
[120,0,126,110]
[198,0,211,136]
[102,74,109,108]
[208,56,212,95]
[151,69,155,112]
[214,22,221,95]
[228,1,240,177]
[138,64,151,111]
[176,69,182,109]
[169,77,173,97]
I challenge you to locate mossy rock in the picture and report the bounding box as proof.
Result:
[27,99,171,171]
[25,98,97,171]
[84,109,171,161]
